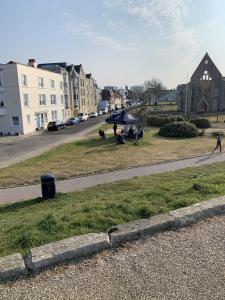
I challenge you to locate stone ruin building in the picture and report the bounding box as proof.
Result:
[177,53,225,114]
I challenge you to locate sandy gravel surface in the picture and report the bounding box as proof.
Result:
[1,216,225,299]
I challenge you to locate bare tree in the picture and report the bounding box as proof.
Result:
[130,86,143,102]
[143,79,166,105]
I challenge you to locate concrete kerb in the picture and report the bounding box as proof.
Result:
[0,253,27,283]
[1,196,225,283]
[25,233,110,273]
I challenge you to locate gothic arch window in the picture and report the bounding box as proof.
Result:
[200,70,212,81]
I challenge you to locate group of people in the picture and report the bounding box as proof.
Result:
[99,123,143,145]
[113,123,143,145]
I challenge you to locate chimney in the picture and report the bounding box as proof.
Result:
[28,58,37,68]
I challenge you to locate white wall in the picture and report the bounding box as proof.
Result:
[0,63,65,135]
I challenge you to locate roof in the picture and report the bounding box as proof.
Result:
[191,52,222,81]
[74,64,82,73]
[105,110,138,125]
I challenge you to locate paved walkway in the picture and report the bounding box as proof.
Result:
[1,152,225,204]
[1,215,225,299]
[0,116,105,169]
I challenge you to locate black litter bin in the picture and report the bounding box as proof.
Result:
[40,174,56,198]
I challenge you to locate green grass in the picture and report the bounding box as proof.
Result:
[1,161,225,257]
[0,128,220,188]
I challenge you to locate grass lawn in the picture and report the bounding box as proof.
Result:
[1,161,225,257]
[0,128,221,188]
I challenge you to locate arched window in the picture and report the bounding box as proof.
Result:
[200,70,212,81]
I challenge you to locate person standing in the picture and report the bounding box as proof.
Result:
[212,133,222,154]
[113,123,117,136]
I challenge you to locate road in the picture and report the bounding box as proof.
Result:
[1,215,225,299]
[0,115,106,169]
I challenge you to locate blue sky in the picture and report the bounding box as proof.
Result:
[1,0,225,88]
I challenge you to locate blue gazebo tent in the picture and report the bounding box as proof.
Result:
[105,109,138,125]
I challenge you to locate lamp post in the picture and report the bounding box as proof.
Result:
[184,72,189,118]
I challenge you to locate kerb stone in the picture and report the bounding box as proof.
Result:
[0,253,27,282]
[170,196,225,228]
[109,213,175,246]
[25,233,110,272]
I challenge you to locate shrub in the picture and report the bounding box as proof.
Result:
[211,131,224,137]
[199,129,205,136]
[176,115,185,122]
[147,115,176,127]
[190,117,211,128]
[158,121,199,138]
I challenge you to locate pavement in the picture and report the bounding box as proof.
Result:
[0,115,106,169]
[1,152,225,204]
[1,215,225,299]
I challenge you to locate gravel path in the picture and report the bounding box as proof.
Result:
[1,215,225,299]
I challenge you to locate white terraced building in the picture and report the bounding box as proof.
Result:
[0,59,66,135]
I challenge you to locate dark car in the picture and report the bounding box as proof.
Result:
[47,120,65,131]
[65,117,80,126]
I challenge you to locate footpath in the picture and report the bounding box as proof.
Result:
[1,152,225,204]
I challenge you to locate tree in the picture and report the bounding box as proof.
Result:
[143,79,166,105]
[130,86,143,102]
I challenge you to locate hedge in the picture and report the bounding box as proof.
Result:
[159,122,199,138]
[190,117,211,129]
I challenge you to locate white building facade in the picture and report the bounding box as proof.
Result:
[0,60,66,135]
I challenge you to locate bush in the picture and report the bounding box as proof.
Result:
[199,129,205,136]
[211,131,224,137]
[147,115,176,127]
[159,122,199,138]
[190,117,211,129]
[176,115,185,122]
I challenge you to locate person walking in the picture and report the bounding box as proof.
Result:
[113,123,117,136]
[212,133,222,154]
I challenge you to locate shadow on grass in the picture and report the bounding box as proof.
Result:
[0,197,46,214]
[153,131,199,141]
[75,136,116,148]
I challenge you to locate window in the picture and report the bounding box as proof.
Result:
[26,115,31,124]
[39,94,46,105]
[50,94,57,105]
[12,116,20,127]
[200,70,212,81]
[23,94,29,106]
[0,93,5,107]
[51,110,57,121]
[38,77,44,88]
[50,80,55,89]
[21,74,27,87]
[60,81,63,89]
[205,60,208,64]
[0,70,3,87]
[61,95,64,105]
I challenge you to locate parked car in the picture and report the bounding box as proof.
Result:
[65,117,80,126]
[89,112,98,118]
[77,112,89,121]
[47,120,65,131]
[101,108,109,114]
[98,110,103,116]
